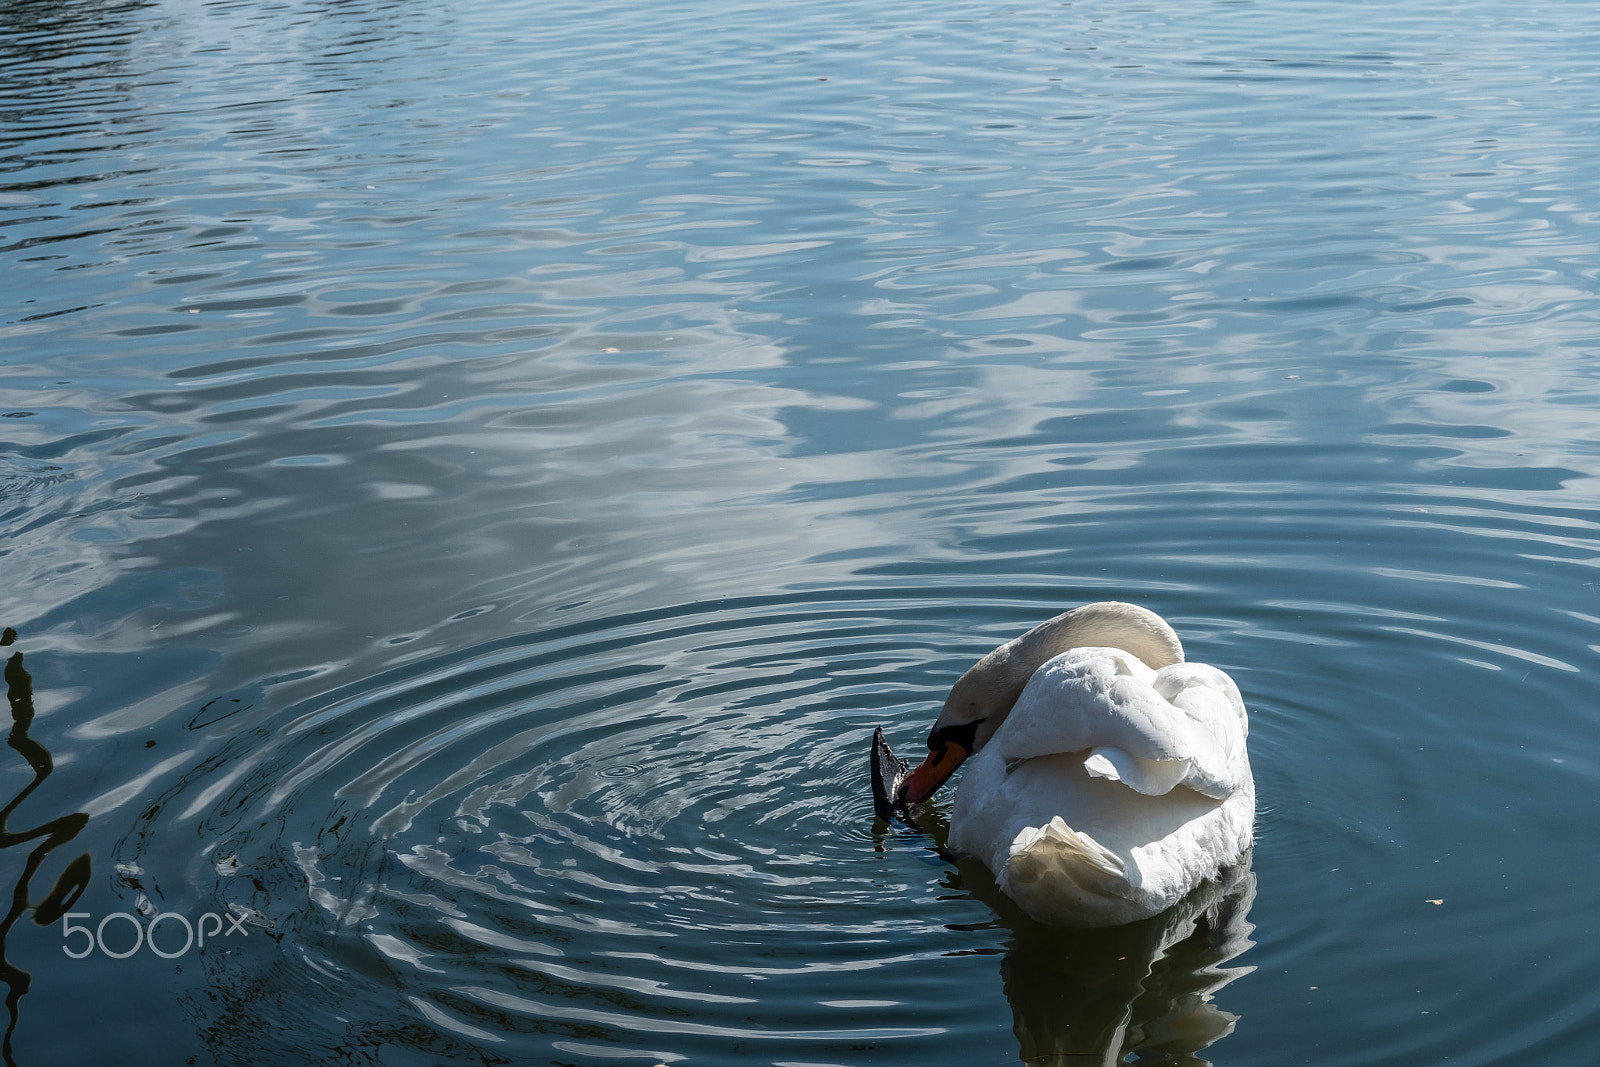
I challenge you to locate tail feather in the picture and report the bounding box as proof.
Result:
[1004,816,1131,901]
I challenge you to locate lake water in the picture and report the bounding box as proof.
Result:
[5,0,1600,1063]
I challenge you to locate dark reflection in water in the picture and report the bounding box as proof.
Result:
[0,630,91,1067]
[902,807,1253,1065]
[998,868,1255,1066]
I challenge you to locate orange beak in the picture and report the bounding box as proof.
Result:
[896,741,970,805]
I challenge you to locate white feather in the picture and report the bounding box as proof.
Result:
[936,605,1254,927]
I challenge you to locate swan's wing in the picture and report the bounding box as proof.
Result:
[1082,746,1193,796]
[996,649,1246,799]
[1153,662,1249,796]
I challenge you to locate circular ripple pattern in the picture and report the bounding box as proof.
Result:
[127,597,995,1065]
[109,589,1295,1066]
[101,473,1600,1067]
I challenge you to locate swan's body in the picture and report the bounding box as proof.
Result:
[898,602,1253,927]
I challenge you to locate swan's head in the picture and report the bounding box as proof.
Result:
[894,602,1184,806]
[894,646,1030,804]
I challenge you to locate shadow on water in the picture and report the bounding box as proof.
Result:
[0,629,92,1067]
[889,807,1255,1066]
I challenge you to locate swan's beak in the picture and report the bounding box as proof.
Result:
[896,741,969,805]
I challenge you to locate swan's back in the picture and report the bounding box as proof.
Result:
[949,646,1253,927]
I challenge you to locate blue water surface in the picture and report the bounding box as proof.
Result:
[5,0,1600,1063]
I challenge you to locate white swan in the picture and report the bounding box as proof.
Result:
[896,602,1254,928]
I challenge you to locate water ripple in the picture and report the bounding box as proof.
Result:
[58,592,1257,1063]
[10,0,1600,1063]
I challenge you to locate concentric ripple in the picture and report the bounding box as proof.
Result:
[119,598,967,1064]
[105,593,1272,1066]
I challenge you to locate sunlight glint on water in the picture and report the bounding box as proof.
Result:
[5,0,1600,1064]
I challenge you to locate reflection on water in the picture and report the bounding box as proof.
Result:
[10,0,1600,1062]
[904,807,1254,1065]
[0,631,91,1067]
[1000,866,1254,1066]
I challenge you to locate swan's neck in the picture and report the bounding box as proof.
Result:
[1014,602,1184,674]
[942,603,1185,746]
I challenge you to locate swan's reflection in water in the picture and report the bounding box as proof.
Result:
[908,810,1255,1065]
[995,862,1254,1065]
